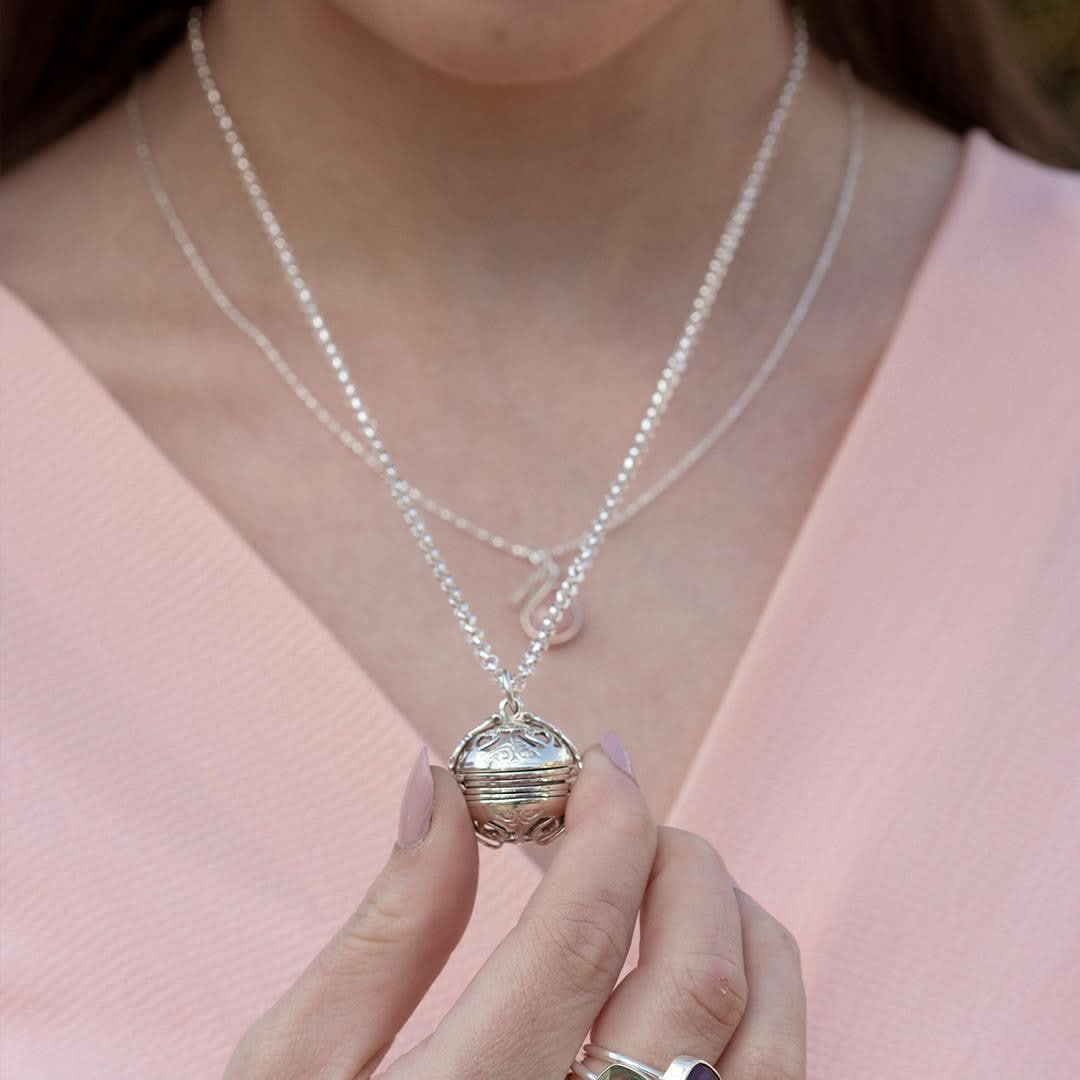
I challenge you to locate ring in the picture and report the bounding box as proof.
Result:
[572,1044,722,1080]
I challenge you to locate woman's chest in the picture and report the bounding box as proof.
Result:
[6,244,1080,1074]
[6,319,1080,1078]
[66,312,871,834]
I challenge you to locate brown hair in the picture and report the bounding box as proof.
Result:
[1,0,1077,173]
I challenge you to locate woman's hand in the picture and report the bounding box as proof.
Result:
[224,743,806,1080]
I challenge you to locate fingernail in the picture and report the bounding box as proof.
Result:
[600,730,635,779]
[397,747,433,848]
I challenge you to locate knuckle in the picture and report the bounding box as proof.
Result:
[664,827,722,868]
[763,911,802,971]
[740,891,803,974]
[655,829,733,896]
[308,881,416,988]
[224,1015,302,1080]
[600,791,654,850]
[338,879,411,953]
[777,922,802,968]
[666,948,749,1038]
[535,890,633,994]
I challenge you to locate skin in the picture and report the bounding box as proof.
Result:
[0,0,961,1071]
[0,0,960,833]
[223,748,806,1078]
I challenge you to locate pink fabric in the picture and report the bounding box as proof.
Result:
[2,132,1079,1078]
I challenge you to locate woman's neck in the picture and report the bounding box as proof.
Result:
[185,0,800,293]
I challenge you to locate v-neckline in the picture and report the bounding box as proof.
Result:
[0,131,979,850]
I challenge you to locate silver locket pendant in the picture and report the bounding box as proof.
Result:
[449,681,582,848]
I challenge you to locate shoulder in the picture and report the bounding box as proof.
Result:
[876,132,1080,486]
[946,132,1080,289]
[965,131,1080,218]
[0,95,157,344]
[901,132,1080,367]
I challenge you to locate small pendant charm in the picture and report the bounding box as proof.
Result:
[448,680,582,849]
[510,555,584,646]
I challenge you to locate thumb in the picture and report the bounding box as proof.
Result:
[225,750,479,1079]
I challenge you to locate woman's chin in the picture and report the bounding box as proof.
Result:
[332,0,686,84]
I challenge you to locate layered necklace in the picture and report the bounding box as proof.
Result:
[128,7,860,847]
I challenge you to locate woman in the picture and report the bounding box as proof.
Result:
[1,1,1078,1077]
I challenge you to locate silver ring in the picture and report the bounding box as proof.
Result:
[580,1044,722,1080]
[571,1062,649,1080]
[570,1062,603,1080]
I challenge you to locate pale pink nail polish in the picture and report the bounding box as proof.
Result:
[600,730,635,779]
[397,747,433,848]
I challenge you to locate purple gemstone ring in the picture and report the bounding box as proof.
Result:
[572,1045,722,1080]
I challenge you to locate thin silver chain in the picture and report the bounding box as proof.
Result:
[137,6,810,695]
[129,58,861,575]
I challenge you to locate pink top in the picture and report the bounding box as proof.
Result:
[2,132,1079,1079]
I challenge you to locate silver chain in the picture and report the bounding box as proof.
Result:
[134,6,810,695]
[128,57,863,577]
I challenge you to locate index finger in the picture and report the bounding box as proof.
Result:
[407,744,656,1080]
